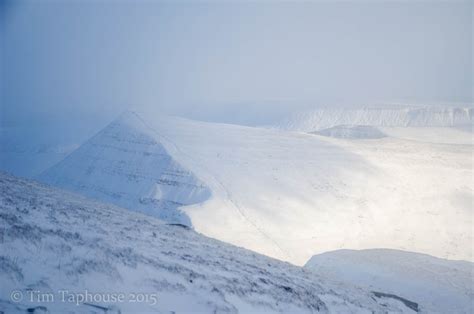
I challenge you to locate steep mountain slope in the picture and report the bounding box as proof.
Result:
[39,114,210,226]
[305,249,474,313]
[273,105,473,132]
[40,111,473,265]
[0,172,415,313]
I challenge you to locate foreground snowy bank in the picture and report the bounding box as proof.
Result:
[0,172,415,313]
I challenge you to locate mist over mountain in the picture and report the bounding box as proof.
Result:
[1,1,473,313]
[2,0,472,152]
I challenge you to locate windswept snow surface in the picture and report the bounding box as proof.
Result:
[40,111,473,265]
[0,172,415,313]
[305,249,474,313]
[273,105,473,132]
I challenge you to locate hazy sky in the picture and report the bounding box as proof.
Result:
[1,0,472,144]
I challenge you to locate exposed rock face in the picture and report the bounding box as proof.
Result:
[39,112,210,226]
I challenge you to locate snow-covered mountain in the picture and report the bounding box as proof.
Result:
[305,249,474,313]
[39,111,473,265]
[0,172,416,313]
[273,105,473,132]
[39,115,210,225]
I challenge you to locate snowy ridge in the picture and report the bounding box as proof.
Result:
[39,111,473,265]
[39,112,210,226]
[274,105,473,132]
[0,172,416,313]
[305,249,474,313]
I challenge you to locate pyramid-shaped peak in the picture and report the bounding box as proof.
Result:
[39,112,210,225]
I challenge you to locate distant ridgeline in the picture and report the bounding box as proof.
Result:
[274,105,473,132]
